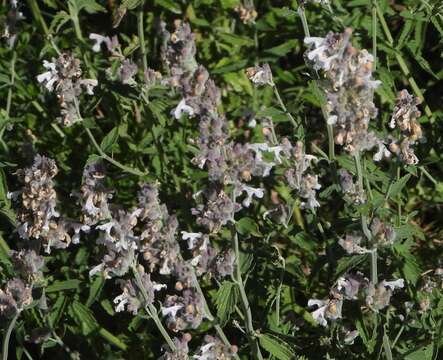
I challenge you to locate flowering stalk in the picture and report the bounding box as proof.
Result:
[131,265,177,353]
[2,312,19,360]
[272,84,298,129]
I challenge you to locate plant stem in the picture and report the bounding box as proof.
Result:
[26,0,49,35]
[131,266,177,353]
[232,230,263,360]
[189,270,240,359]
[6,51,16,117]
[372,0,377,71]
[354,153,377,285]
[2,312,19,360]
[272,84,298,129]
[82,124,147,177]
[137,1,148,74]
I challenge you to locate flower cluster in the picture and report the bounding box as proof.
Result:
[388,89,423,165]
[37,53,97,126]
[282,139,321,209]
[11,155,85,253]
[194,335,237,360]
[304,29,389,160]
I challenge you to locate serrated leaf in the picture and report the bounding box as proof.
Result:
[404,344,433,360]
[335,254,367,278]
[389,174,411,199]
[265,40,297,57]
[236,217,262,237]
[258,333,294,360]
[100,127,119,153]
[155,0,182,14]
[215,281,238,326]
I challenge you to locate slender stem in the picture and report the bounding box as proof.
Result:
[131,266,176,352]
[2,312,19,360]
[6,51,16,117]
[354,153,377,285]
[137,1,148,74]
[26,0,49,35]
[272,85,298,128]
[372,0,377,71]
[232,231,263,360]
[83,125,146,177]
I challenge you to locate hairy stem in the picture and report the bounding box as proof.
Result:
[131,266,177,353]
[232,230,263,360]
[138,1,148,74]
[2,312,19,360]
[272,85,298,129]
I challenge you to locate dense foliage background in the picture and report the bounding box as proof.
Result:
[0,0,442,359]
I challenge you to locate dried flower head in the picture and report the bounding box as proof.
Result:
[282,139,321,209]
[80,161,112,226]
[389,90,423,164]
[162,289,206,331]
[14,155,59,240]
[338,169,366,204]
[159,333,191,360]
[10,249,44,283]
[0,278,33,317]
[370,218,396,247]
[246,64,273,86]
[194,335,237,360]
[234,3,258,24]
[366,278,404,311]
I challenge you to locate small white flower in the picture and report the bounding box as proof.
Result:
[181,231,202,250]
[161,304,183,318]
[308,299,328,327]
[37,60,59,92]
[240,185,264,208]
[89,33,111,52]
[80,79,98,95]
[383,279,405,290]
[173,99,195,119]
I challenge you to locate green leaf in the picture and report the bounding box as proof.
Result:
[215,281,239,326]
[236,217,262,237]
[70,300,99,335]
[404,344,433,360]
[120,0,143,10]
[265,40,297,57]
[258,333,294,360]
[75,0,106,14]
[86,276,105,307]
[46,279,81,293]
[155,0,182,14]
[256,107,288,123]
[389,174,411,199]
[100,127,120,153]
[335,254,367,278]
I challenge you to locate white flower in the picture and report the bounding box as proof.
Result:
[308,299,328,327]
[173,99,195,119]
[89,33,111,52]
[161,304,183,318]
[80,79,98,95]
[37,60,58,92]
[327,115,338,125]
[181,231,202,250]
[239,185,264,208]
[383,279,405,290]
